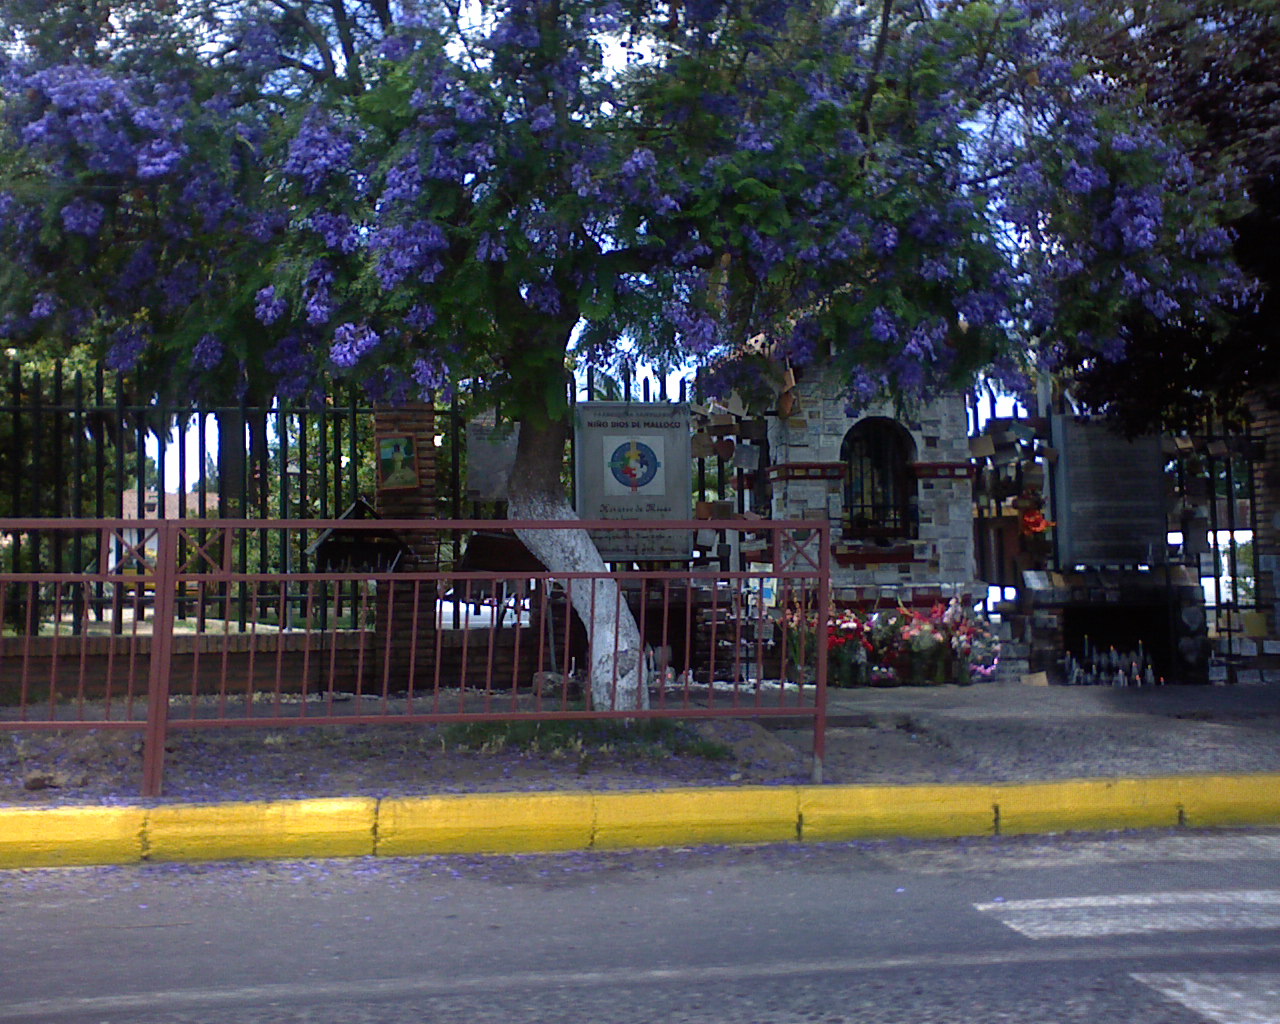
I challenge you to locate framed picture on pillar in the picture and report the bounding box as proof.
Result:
[378,435,419,491]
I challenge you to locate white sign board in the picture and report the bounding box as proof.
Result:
[574,402,692,561]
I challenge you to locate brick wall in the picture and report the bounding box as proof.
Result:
[0,630,546,706]
[374,403,438,542]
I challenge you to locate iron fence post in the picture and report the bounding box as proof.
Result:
[812,519,829,785]
[142,521,177,796]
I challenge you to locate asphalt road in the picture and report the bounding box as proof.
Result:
[3,829,1280,1023]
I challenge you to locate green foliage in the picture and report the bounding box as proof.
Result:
[439,717,732,761]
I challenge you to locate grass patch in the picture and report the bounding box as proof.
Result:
[439,718,733,762]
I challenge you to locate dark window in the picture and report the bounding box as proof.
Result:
[841,418,917,539]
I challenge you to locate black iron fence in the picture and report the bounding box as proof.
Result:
[0,360,751,579]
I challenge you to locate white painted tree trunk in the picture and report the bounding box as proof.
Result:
[507,491,649,712]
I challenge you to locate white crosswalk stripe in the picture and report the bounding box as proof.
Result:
[974,890,1280,939]
[1131,973,1280,1024]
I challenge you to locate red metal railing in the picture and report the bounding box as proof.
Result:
[0,518,829,795]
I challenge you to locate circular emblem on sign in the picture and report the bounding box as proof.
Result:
[608,440,660,491]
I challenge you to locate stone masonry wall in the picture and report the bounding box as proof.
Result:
[766,373,979,606]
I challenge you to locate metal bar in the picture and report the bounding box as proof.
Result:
[72,372,85,634]
[141,521,177,796]
[1,520,828,789]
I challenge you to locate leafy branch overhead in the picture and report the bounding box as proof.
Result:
[0,0,1253,425]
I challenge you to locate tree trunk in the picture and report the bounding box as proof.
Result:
[505,409,649,712]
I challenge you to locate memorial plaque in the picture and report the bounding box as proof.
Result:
[1051,415,1165,568]
[574,402,692,561]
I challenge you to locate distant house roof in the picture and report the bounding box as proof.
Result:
[119,489,217,518]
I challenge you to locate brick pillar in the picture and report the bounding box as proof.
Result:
[372,403,439,689]
[374,403,438,546]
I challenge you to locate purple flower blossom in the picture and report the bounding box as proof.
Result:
[382,155,423,207]
[1102,186,1162,252]
[177,173,236,232]
[192,333,223,370]
[889,353,926,393]
[136,137,187,179]
[303,260,335,325]
[846,369,886,411]
[955,291,1006,328]
[787,319,821,366]
[29,294,56,320]
[467,142,496,173]
[371,220,449,290]
[60,196,105,236]
[871,223,898,255]
[161,263,200,312]
[412,357,448,396]
[106,325,149,372]
[265,333,313,399]
[112,244,156,300]
[736,124,774,152]
[475,233,507,262]
[307,211,358,253]
[453,90,486,124]
[655,194,681,215]
[529,105,555,132]
[920,258,951,282]
[329,322,380,368]
[247,210,287,242]
[673,242,711,267]
[1064,160,1107,194]
[620,148,657,178]
[662,301,719,353]
[378,35,416,62]
[870,306,898,343]
[904,319,946,361]
[284,111,355,194]
[235,20,283,71]
[489,17,540,49]
[1143,289,1177,321]
[1120,268,1148,297]
[571,162,600,199]
[255,285,287,325]
[405,304,437,330]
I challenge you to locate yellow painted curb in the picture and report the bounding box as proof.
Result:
[145,798,377,862]
[0,805,145,868]
[1178,774,1280,827]
[378,791,595,856]
[3,773,1280,870]
[800,784,996,841]
[995,778,1185,834]
[593,786,800,849]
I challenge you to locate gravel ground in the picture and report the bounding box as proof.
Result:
[3,682,1279,806]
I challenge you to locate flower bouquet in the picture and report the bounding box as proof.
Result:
[782,600,999,686]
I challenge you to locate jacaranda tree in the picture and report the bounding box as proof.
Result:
[1050,0,1279,433]
[0,0,1249,707]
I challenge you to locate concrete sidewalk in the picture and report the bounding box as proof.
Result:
[812,681,1280,782]
[3,683,1279,868]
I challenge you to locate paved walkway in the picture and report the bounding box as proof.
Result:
[809,682,1280,782]
[3,682,1278,869]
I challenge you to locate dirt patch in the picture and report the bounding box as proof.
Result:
[0,716,818,806]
